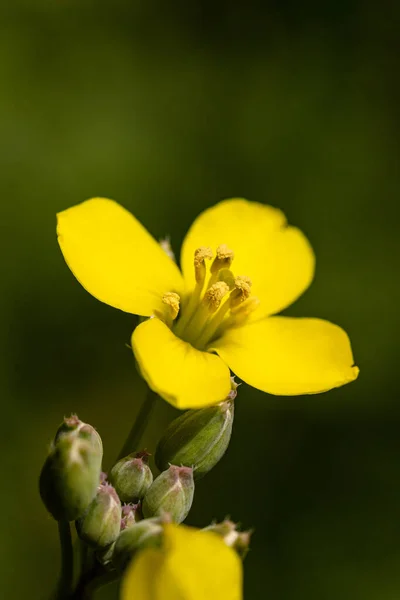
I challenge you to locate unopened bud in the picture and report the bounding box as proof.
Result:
[142,465,194,523]
[204,519,252,559]
[155,399,234,480]
[39,419,103,521]
[121,503,142,530]
[113,517,165,572]
[76,483,121,548]
[109,451,153,503]
[54,415,103,456]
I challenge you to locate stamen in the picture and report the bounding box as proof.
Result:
[173,247,213,337]
[216,244,235,261]
[172,241,261,350]
[194,247,213,283]
[210,244,234,274]
[162,292,180,321]
[230,275,252,308]
[194,295,231,349]
[203,282,230,312]
[194,276,251,349]
[178,282,229,346]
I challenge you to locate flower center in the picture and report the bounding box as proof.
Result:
[161,245,260,350]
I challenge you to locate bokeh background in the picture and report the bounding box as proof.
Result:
[1,1,399,599]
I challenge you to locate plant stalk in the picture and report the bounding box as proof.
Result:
[117,387,158,460]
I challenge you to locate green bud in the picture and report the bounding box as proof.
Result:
[112,517,165,572]
[121,503,142,529]
[204,519,252,559]
[55,415,103,456]
[76,483,121,548]
[39,419,103,521]
[155,398,234,480]
[142,465,194,523]
[109,451,153,502]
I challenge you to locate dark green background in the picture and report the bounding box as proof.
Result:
[1,1,399,599]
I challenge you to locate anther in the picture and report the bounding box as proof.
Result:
[162,292,180,320]
[230,275,252,308]
[203,282,230,312]
[210,244,235,274]
[194,247,213,283]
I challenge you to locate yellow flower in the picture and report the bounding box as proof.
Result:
[120,523,242,600]
[57,198,359,409]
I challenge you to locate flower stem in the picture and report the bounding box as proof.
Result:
[117,387,158,461]
[55,520,74,599]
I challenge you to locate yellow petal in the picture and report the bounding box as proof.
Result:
[57,198,184,317]
[211,317,359,395]
[158,524,243,600]
[181,198,315,317]
[121,525,242,600]
[121,548,165,600]
[132,318,231,409]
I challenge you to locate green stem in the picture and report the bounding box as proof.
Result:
[117,387,158,460]
[55,520,74,599]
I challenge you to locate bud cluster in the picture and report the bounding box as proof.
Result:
[39,379,251,586]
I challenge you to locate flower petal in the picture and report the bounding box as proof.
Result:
[57,198,184,316]
[120,524,243,600]
[160,524,243,600]
[181,198,315,317]
[121,548,165,600]
[132,318,231,409]
[211,317,359,395]
[121,524,242,600]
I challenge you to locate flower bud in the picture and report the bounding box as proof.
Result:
[155,399,234,480]
[142,465,194,523]
[121,503,142,530]
[76,483,121,548]
[204,519,252,559]
[39,421,103,521]
[109,451,153,503]
[54,414,103,442]
[113,517,165,572]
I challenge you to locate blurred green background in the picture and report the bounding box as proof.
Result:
[1,1,399,599]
